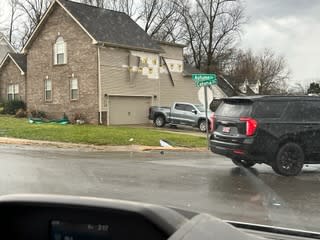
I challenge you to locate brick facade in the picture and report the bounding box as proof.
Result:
[26,4,99,123]
[0,60,26,102]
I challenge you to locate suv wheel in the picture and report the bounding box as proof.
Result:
[231,158,256,168]
[199,120,207,132]
[154,115,165,127]
[272,143,304,176]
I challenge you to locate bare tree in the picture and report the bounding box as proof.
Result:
[80,0,137,17]
[179,0,246,73]
[6,0,22,44]
[226,49,290,94]
[109,0,137,17]
[139,0,181,40]
[81,0,107,8]
[17,0,50,46]
[287,83,307,95]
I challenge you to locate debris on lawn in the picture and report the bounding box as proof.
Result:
[160,139,173,148]
[28,117,69,125]
[76,119,85,124]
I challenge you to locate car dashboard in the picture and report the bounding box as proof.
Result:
[0,194,318,240]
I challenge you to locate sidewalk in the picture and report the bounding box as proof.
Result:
[0,137,208,152]
[123,124,206,138]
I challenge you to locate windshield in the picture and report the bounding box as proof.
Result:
[0,0,319,235]
[215,101,252,117]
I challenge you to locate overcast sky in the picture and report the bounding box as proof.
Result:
[240,0,320,85]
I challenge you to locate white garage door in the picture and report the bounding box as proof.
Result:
[109,96,152,125]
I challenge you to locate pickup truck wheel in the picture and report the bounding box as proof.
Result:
[154,115,165,127]
[199,120,207,132]
[272,143,304,176]
[231,158,256,168]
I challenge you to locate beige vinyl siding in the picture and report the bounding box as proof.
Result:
[100,47,129,67]
[99,45,211,125]
[100,47,159,112]
[159,44,183,60]
[159,73,200,106]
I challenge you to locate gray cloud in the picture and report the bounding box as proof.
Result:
[240,0,320,85]
[245,0,320,19]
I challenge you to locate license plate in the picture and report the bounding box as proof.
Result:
[222,127,231,133]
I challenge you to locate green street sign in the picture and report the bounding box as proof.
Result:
[192,74,217,87]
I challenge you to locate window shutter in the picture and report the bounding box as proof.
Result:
[53,43,57,65]
[64,42,67,64]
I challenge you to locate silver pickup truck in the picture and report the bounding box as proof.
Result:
[149,102,212,132]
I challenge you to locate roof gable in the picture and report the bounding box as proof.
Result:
[0,53,27,75]
[23,0,162,53]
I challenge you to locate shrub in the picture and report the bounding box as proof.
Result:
[2,100,26,115]
[30,110,47,118]
[15,108,27,118]
[71,112,86,124]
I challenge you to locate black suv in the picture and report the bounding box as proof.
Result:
[210,96,320,176]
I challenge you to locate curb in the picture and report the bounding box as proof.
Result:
[0,137,208,152]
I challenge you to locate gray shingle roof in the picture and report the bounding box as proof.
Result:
[10,53,27,73]
[58,0,162,52]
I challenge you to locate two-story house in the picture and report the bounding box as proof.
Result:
[0,0,234,124]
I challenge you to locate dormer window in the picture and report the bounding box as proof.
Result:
[54,36,67,65]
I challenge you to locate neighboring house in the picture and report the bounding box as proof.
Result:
[0,33,16,64]
[0,53,27,102]
[0,0,234,124]
[239,79,261,95]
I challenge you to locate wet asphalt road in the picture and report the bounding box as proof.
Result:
[0,144,319,232]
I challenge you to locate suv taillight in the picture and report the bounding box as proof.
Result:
[240,117,258,136]
[210,112,215,132]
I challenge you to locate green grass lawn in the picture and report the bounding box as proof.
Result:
[0,115,206,148]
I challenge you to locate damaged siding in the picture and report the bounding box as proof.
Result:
[99,47,159,112]
[99,44,201,114]
[158,44,199,106]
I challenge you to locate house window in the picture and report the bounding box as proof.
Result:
[54,36,67,65]
[70,78,78,100]
[8,84,19,101]
[45,79,52,101]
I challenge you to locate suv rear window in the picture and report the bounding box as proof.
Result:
[253,101,288,118]
[215,101,252,117]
